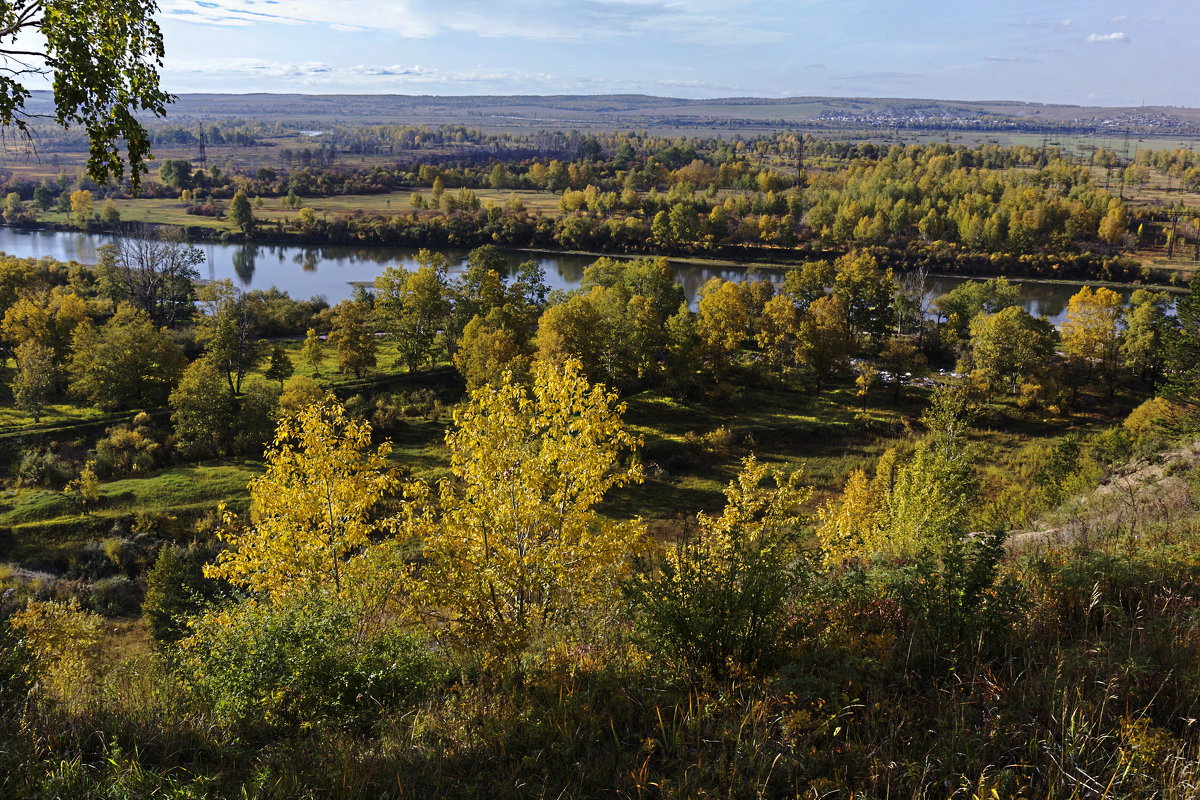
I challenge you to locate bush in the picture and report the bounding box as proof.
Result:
[177,596,444,727]
[88,576,142,618]
[142,542,229,646]
[399,388,442,419]
[682,425,737,461]
[15,446,73,488]
[92,424,162,479]
[9,600,104,710]
[624,457,810,677]
[883,530,1025,665]
[1089,425,1133,466]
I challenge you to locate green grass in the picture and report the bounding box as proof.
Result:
[38,187,571,232]
[0,463,261,530]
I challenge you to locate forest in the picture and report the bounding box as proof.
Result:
[6,0,1200,794]
[3,218,1200,796]
[6,128,1200,284]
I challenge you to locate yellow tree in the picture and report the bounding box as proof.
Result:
[206,402,400,602]
[696,278,749,380]
[756,293,803,380]
[404,359,644,656]
[1097,198,1128,246]
[69,189,94,227]
[1061,286,1123,396]
[816,468,880,565]
[801,294,851,390]
[2,287,89,363]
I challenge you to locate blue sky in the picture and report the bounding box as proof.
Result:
[156,0,1198,106]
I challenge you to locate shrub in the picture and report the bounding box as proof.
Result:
[278,375,333,417]
[15,446,73,487]
[142,542,229,646]
[9,600,104,710]
[399,388,441,419]
[177,596,443,726]
[682,425,736,461]
[1089,425,1133,466]
[625,456,811,677]
[92,424,161,479]
[884,530,1025,665]
[88,576,142,618]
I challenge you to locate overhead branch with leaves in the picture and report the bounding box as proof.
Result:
[0,0,171,188]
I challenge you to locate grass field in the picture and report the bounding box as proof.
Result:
[32,187,569,232]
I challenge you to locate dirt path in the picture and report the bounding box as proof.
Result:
[1006,439,1200,551]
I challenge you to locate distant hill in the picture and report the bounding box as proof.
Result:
[25,91,1200,135]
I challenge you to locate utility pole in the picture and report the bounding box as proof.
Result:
[794,134,806,187]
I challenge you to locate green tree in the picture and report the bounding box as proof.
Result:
[878,336,928,402]
[68,303,185,409]
[625,456,810,676]
[374,258,449,372]
[2,192,23,224]
[1121,289,1176,388]
[0,0,171,187]
[170,357,236,457]
[780,259,833,313]
[453,311,529,390]
[99,198,120,226]
[935,277,1020,337]
[196,280,263,394]
[329,299,376,378]
[11,339,56,422]
[966,306,1057,396]
[32,183,55,211]
[301,327,325,377]
[158,159,193,189]
[1164,273,1200,420]
[229,189,255,234]
[833,250,895,343]
[264,344,295,388]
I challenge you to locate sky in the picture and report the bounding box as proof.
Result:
[154,0,1199,107]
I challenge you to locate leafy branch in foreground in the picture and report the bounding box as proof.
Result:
[0,0,172,187]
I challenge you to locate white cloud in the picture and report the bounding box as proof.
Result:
[1086,32,1131,43]
[164,56,750,95]
[1011,17,1072,30]
[158,0,780,43]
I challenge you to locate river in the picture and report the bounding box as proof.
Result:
[0,227,1166,324]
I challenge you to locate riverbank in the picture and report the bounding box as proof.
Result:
[6,216,1189,295]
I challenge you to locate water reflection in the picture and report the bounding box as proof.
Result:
[232,245,258,283]
[0,227,1173,324]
